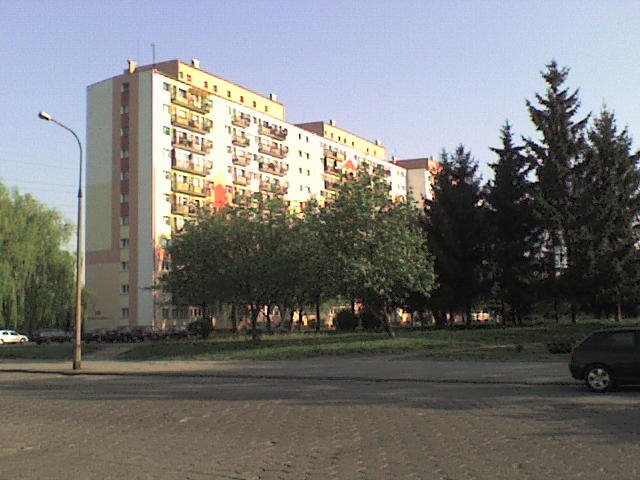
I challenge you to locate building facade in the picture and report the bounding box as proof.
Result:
[395,157,440,205]
[86,59,408,330]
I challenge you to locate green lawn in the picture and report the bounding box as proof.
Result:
[0,343,99,360]
[119,319,640,361]
[3,319,636,361]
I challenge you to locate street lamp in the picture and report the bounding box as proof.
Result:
[38,111,84,370]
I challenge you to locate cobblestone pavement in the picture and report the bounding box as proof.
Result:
[0,362,639,479]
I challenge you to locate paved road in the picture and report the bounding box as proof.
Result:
[0,358,638,479]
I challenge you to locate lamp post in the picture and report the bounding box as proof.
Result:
[38,111,84,370]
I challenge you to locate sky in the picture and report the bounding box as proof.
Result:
[1,0,639,225]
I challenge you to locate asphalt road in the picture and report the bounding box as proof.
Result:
[0,359,638,479]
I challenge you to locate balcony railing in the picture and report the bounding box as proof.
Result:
[173,137,213,155]
[171,156,211,176]
[233,176,248,186]
[260,182,287,194]
[171,203,189,215]
[171,181,207,197]
[324,148,345,162]
[232,115,251,128]
[324,179,341,192]
[258,143,289,159]
[323,163,340,176]
[259,124,288,141]
[232,135,250,148]
[172,115,212,135]
[170,91,212,114]
[259,162,288,176]
[232,152,252,167]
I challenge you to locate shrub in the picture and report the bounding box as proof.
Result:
[359,308,382,331]
[547,340,574,354]
[334,309,358,331]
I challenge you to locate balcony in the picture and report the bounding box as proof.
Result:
[171,155,211,176]
[260,181,286,194]
[171,203,189,215]
[232,152,252,167]
[259,124,288,141]
[259,143,289,159]
[232,115,251,128]
[324,179,341,192]
[171,91,212,114]
[324,148,345,162]
[173,137,213,155]
[171,115,212,135]
[232,134,250,148]
[259,162,288,176]
[323,162,340,177]
[171,181,207,197]
[233,176,248,186]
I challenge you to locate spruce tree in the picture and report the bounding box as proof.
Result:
[525,61,589,321]
[572,108,640,319]
[486,122,537,324]
[425,145,487,324]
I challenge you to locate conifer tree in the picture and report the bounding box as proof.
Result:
[525,61,589,320]
[486,123,537,324]
[425,145,487,324]
[571,108,640,319]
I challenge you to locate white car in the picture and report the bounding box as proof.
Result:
[0,330,29,344]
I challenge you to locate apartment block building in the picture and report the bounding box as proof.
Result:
[86,59,408,330]
[395,157,440,205]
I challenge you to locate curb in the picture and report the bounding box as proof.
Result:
[0,367,579,386]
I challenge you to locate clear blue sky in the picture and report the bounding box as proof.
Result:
[1,0,638,224]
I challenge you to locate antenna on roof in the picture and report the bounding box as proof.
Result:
[151,43,156,67]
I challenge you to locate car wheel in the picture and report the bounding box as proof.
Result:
[585,364,615,393]
[0,339,4,345]
[19,338,27,344]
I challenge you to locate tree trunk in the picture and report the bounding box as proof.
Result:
[265,304,272,334]
[616,302,622,322]
[250,305,260,341]
[570,302,576,324]
[381,306,395,339]
[230,304,238,334]
[289,308,295,333]
[315,296,321,334]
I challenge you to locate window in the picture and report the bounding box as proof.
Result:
[306,169,310,176]
[120,238,129,248]
[227,90,231,98]
[306,153,310,159]
[213,85,218,93]
[163,126,170,135]
[163,216,170,225]
[162,308,169,319]
[120,127,129,137]
[121,284,129,294]
[264,106,268,113]
[120,193,129,203]
[121,171,129,181]
[187,74,192,82]
[240,95,244,103]
[163,82,170,91]
[204,81,208,88]
[121,261,128,271]
[120,105,129,114]
[120,148,129,159]
[162,261,170,271]
[121,216,129,225]
[121,83,129,93]
[252,101,257,108]
[121,308,129,318]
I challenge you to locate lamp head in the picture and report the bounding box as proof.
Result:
[38,111,52,121]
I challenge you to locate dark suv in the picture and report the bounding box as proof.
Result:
[570,327,640,392]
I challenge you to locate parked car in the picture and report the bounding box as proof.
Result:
[129,326,162,342]
[33,328,72,344]
[569,327,640,392]
[0,330,29,344]
[83,328,108,343]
